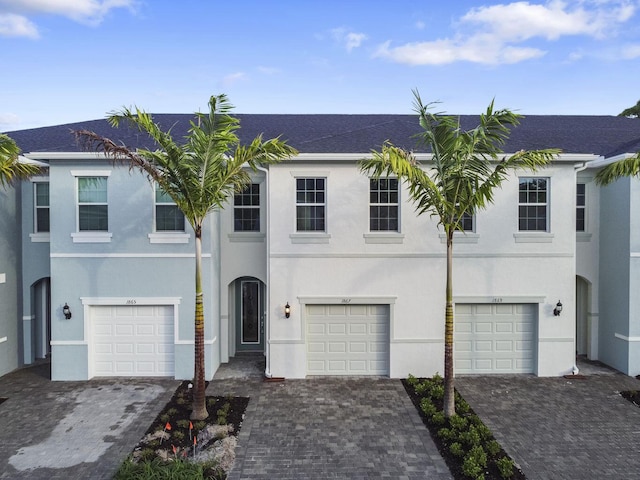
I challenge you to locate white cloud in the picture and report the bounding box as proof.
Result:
[621,43,640,58]
[0,112,20,125]
[257,66,281,75]
[220,72,247,88]
[0,0,136,37]
[331,27,367,52]
[0,13,38,38]
[375,0,639,66]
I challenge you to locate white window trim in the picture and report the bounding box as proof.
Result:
[233,183,262,233]
[364,233,405,244]
[518,176,550,233]
[33,181,50,235]
[28,179,50,242]
[439,232,480,244]
[73,173,111,242]
[576,182,587,233]
[153,182,186,234]
[369,177,400,233]
[148,232,190,244]
[294,176,328,234]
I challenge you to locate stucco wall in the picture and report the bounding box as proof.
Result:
[266,158,577,378]
[0,183,22,376]
[46,159,220,380]
[598,179,631,373]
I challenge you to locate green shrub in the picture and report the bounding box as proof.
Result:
[486,440,501,457]
[448,414,468,432]
[432,372,444,385]
[463,446,488,480]
[159,413,171,423]
[475,423,492,441]
[496,456,515,478]
[455,396,471,414]
[194,420,207,430]
[172,431,185,442]
[430,411,446,426]
[407,374,419,387]
[459,426,482,448]
[437,427,454,442]
[414,381,431,395]
[449,442,465,457]
[420,398,437,417]
[429,384,445,400]
[176,419,190,429]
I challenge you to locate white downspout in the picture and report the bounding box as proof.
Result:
[257,165,272,378]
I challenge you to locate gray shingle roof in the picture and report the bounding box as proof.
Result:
[5,114,640,157]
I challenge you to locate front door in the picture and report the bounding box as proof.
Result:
[236,279,264,352]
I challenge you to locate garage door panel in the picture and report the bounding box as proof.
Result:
[92,305,175,377]
[349,342,367,353]
[349,323,367,334]
[307,304,389,376]
[455,303,536,374]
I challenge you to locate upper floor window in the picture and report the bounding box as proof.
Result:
[78,177,108,231]
[458,211,474,232]
[155,184,185,232]
[296,178,325,232]
[369,178,399,232]
[234,183,260,232]
[576,183,586,232]
[518,177,548,232]
[34,182,50,233]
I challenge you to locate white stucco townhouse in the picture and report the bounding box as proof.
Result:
[1,113,639,380]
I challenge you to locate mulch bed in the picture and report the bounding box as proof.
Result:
[129,381,249,477]
[621,390,640,407]
[403,379,526,480]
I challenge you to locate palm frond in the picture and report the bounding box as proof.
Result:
[0,134,42,187]
[595,154,640,185]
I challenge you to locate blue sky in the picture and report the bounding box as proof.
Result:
[1,0,640,132]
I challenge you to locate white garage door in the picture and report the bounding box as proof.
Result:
[306,304,389,375]
[455,303,536,374]
[92,305,175,377]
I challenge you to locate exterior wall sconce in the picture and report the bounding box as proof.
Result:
[63,303,72,319]
[553,300,563,317]
[284,302,291,318]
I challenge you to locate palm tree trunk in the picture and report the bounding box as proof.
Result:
[191,229,209,420]
[443,231,456,417]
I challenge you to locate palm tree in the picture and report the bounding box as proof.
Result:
[594,154,640,185]
[0,133,41,188]
[360,91,559,417]
[76,95,298,419]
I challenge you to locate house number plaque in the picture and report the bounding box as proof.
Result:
[126,299,137,305]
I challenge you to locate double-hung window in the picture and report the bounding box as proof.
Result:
[234,183,260,232]
[296,178,325,232]
[369,178,399,232]
[458,211,474,232]
[78,177,108,231]
[34,182,50,233]
[576,183,586,232]
[155,184,184,232]
[518,177,549,231]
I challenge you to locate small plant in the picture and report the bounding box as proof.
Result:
[449,442,465,458]
[176,419,190,429]
[159,413,171,423]
[194,420,207,430]
[496,456,515,478]
[429,384,445,401]
[486,439,501,457]
[208,397,218,407]
[431,411,446,426]
[166,407,178,417]
[172,431,185,442]
[407,374,419,387]
[448,414,468,432]
[420,398,437,417]
[459,426,482,448]
[432,372,444,384]
[462,446,487,480]
[138,448,156,462]
[437,427,454,442]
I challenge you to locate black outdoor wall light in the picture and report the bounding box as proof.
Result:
[284,302,291,318]
[553,300,563,316]
[63,303,72,319]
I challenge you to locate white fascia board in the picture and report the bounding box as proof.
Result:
[287,152,599,164]
[23,152,110,161]
[586,153,636,170]
[18,155,49,167]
